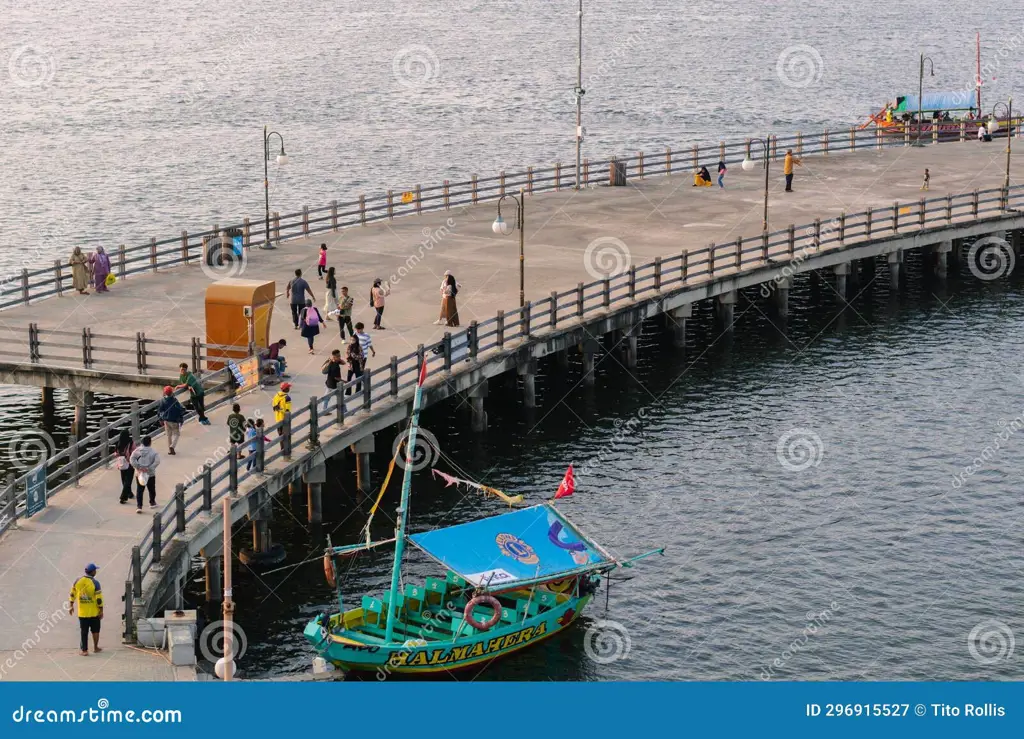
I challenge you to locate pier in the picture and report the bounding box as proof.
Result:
[1,125,1022,679]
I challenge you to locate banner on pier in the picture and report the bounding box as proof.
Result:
[24,463,47,517]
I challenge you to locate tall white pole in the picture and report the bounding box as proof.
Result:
[574,0,584,189]
[221,497,234,681]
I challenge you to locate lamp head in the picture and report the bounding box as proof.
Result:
[492,214,509,235]
[276,152,288,165]
[741,157,755,172]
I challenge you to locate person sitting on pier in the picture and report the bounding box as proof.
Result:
[693,165,713,187]
[978,124,992,142]
[265,338,288,378]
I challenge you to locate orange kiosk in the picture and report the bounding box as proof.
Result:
[205,279,276,370]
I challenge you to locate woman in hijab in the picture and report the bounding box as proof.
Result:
[299,298,324,354]
[435,271,460,327]
[70,247,89,295]
[324,266,339,315]
[92,247,112,293]
[113,429,135,504]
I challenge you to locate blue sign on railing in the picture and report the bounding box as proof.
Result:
[24,464,47,517]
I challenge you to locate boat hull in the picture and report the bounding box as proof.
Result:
[305,594,591,675]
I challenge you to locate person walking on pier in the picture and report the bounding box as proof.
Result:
[354,322,375,366]
[92,247,112,293]
[370,278,389,330]
[783,150,801,192]
[272,382,292,437]
[157,386,185,455]
[287,269,316,329]
[337,286,355,340]
[129,436,160,513]
[317,244,328,280]
[322,349,343,411]
[176,363,210,425]
[345,335,364,396]
[113,430,135,504]
[227,403,246,456]
[921,168,930,191]
[69,247,89,295]
[717,159,727,188]
[300,299,324,354]
[68,563,103,656]
[435,271,460,327]
[324,266,339,315]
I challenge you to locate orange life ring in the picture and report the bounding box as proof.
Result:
[464,595,501,630]
[323,554,336,589]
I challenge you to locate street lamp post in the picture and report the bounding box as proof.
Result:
[914,54,935,147]
[573,0,585,190]
[492,188,526,308]
[262,125,288,250]
[988,98,1013,196]
[741,138,771,233]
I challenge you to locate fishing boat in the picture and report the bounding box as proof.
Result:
[302,361,663,675]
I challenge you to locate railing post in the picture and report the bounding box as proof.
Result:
[54,260,63,297]
[932,124,939,144]
[526,167,533,194]
[416,344,426,375]
[850,127,856,151]
[415,184,422,214]
[709,243,716,276]
[70,441,80,485]
[443,180,450,209]
[387,190,394,219]
[81,328,92,368]
[866,207,873,238]
[303,206,310,235]
[638,151,644,179]
[576,282,585,315]
[797,132,803,156]
[972,189,979,216]
[273,212,281,243]
[1001,185,1009,212]
[243,218,251,248]
[131,545,142,597]
[745,138,752,159]
[360,194,367,225]
[469,320,479,360]
[823,127,829,154]
[123,580,134,643]
[892,201,899,232]
[628,266,636,300]
[175,484,186,534]
[99,420,111,464]
[151,513,162,565]
[959,121,966,142]
[255,427,266,470]
[150,237,158,272]
[330,200,338,231]
[20,269,28,305]
[362,368,372,410]
[761,232,769,262]
[229,452,238,495]
[813,219,821,250]
[665,147,672,174]
[137,332,148,374]
[787,225,795,258]
[719,141,725,161]
[29,323,39,362]
[734,237,742,268]
[919,197,926,226]
[307,396,320,448]
[282,411,292,459]
[904,126,910,146]
[771,135,778,161]
[602,278,611,308]
[131,401,141,445]
[496,310,505,348]
[945,195,953,223]
[472,174,478,203]
[118,244,126,278]
[181,230,189,264]
[653,257,662,291]
[443,333,453,371]
[550,291,558,326]
[335,388,345,427]
[499,170,506,197]
[202,464,212,511]
[191,337,200,373]
[390,356,399,395]
[876,126,882,150]
[691,144,698,171]
[522,303,531,337]
[555,162,562,190]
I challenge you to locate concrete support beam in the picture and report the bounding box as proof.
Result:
[302,463,327,521]
[41,386,54,416]
[69,390,94,440]
[887,250,903,290]
[773,277,792,317]
[203,553,222,604]
[517,360,537,408]
[350,436,374,493]
[949,239,962,268]
[622,325,640,368]
[289,480,303,496]
[668,304,692,349]
[468,381,488,432]
[934,240,952,279]
[1011,229,1023,263]
[833,262,850,302]
[252,519,271,554]
[581,338,600,386]
[554,349,570,370]
[717,291,737,330]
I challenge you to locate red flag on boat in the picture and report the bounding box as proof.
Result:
[554,465,575,499]
[418,359,428,387]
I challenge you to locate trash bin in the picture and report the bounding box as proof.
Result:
[225,228,244,257]
[203,232,236,267]
[609,157,627,186]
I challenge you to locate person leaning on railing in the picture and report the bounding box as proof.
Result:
[176,363,210,425]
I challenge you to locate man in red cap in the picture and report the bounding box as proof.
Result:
[157,386,186,455]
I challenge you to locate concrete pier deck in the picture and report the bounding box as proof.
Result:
[0,138,1019,680]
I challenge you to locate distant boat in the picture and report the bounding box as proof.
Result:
[302,361,663,675]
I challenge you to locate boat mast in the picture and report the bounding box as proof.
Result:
[383,360,428,643]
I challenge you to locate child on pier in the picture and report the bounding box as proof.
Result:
[921,168,930,191]
[317,244,328,280]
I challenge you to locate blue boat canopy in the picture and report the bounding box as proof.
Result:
[895,91,976,112]
[409,504,612,589]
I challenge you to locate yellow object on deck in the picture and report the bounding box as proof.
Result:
[693,173,713,187]
[205,279,276,370]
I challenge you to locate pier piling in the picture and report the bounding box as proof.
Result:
[717,291,737,330]
[303,464,327,523]
[834,262,850,301]
[350,437,374,493]
[70,390,94,439]
[468,381,488,432]
[888,251,904,290]
[668,305,691,348]
[203,551,222,603]
[518,360,538,408]
[935,240,952,278]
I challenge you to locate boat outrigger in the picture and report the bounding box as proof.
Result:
[302,361,663,675]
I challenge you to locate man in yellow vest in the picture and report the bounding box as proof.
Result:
[783,150,802,192]
[68,563,103,656]
[272,382,292,437]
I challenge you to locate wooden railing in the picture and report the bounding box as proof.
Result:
[0,119,1018,314]
[101,180,1024,635]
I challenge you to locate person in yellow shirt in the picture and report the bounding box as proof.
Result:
[68,563,103,656]
[783,150,801,192]
[272,382,292,437]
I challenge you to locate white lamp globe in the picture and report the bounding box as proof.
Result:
[987,118,999,134]
[492,215,509,235]
[214,657,235,680]
[276,154,289,165]
[741,157,755,172]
